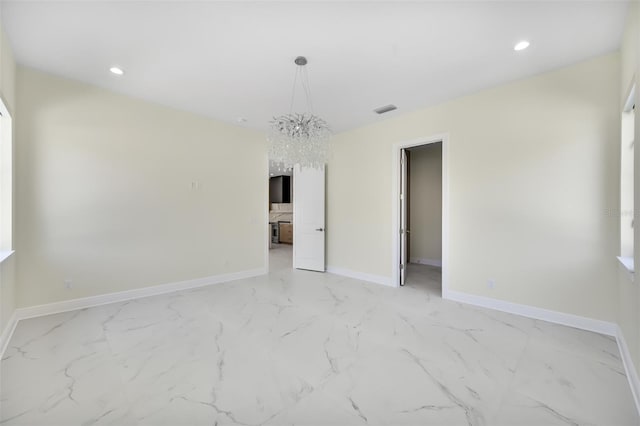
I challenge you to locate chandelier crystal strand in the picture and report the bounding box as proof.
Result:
[268,56,331,170]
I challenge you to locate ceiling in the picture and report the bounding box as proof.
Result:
[1,1,629,133]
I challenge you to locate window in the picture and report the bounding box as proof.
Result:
[0,97,12,260]
[620,84,635,272]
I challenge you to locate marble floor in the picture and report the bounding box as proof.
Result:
[1,245,638,425]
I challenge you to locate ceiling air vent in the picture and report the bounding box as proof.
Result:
[374,104,397,114]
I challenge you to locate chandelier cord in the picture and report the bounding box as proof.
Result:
[289,66,300,114]
[289,63,316,115]
[302,66,314,114]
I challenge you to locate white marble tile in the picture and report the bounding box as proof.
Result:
[494,339,638,426]
[126,339,313,425]
[492,391,597,426]
[267,313,370,389]
[319,343,476,425]
[1,308,135,425]
[264,388,367,426]
[529,318,623,367]
[201,342,313,425]
[0,248,637,426]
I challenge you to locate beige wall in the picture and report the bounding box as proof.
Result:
[408,143,442,264]
[328,53,620,322]
[15,67,267,308]
[619,0,640,386]
[0,23,14,114]
[0,21,16,337]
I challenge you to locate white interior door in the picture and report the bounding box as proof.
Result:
[400,149,408,286]
[293,165,325,271]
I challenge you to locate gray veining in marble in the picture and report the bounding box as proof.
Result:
[1,244,638,425]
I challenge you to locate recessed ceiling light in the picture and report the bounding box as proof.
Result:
[514,41,530,51]
[109,66,124,76]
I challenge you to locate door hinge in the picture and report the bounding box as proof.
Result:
[400,264,405,270]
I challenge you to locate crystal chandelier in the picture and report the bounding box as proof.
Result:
[268,56,331,170]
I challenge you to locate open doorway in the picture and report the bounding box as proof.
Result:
[267,162,327,273]
[392,134,449,296]
[268,164,294,270]
[403,143,442,294]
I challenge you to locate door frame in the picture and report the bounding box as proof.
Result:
[264,154,271,274]
[400,148,408,286]
[391,133,450,296]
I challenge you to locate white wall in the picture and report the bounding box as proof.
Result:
[408,143,442,265]
[328,53,619,322]
[15,67,267,308]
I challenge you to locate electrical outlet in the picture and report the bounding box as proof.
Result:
[487,279,496,289]
[64,279,73,290]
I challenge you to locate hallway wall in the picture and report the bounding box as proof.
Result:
[408,143,442,266]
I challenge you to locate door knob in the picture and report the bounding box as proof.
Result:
[315,228,324,232]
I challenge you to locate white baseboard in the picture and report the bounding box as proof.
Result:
[617,325,640,415]
[15,267,266,321]
[326,266,394,288]
[444,290,617,336]
[0,310,18,358]
[409,257,442,267]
